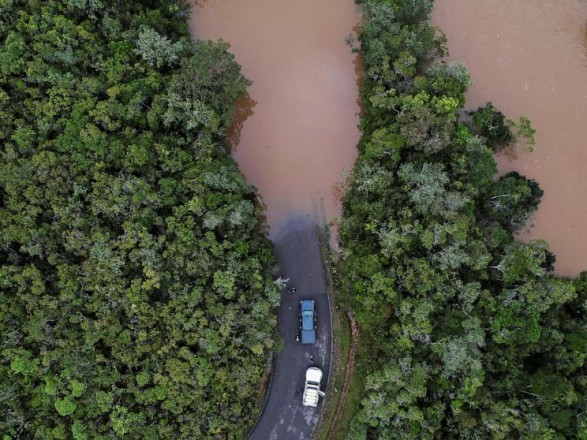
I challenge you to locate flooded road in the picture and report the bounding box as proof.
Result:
[189,0,361,239]
[432,0,587,277]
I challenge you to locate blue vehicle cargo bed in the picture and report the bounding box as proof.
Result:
[300,299,316,344]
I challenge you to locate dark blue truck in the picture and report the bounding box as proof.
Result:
[299,299,316,344]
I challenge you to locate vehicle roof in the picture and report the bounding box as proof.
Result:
[306,367,322,382]
[301,312,314,330]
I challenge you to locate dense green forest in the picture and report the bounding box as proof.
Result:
[0,1,279,438]
[340,0,587,438]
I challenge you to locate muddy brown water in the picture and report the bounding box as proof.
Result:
[432,0,587,277]
[189,0,361,242]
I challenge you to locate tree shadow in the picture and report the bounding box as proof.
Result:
[349,23,365,118]
[227,92,257,151]
[496,145,520,162]
[193,0,209,10]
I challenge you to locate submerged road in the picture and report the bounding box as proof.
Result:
[249,217,332,440]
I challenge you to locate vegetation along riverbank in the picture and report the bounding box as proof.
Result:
[2,0,587,439]
[0,1,280,438]
[338,0,587,438]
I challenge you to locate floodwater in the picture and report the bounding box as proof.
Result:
[432,0,587,277]
[189,0,361,240]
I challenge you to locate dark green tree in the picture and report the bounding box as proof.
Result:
[340,1,586,438]
[0,1,279,438]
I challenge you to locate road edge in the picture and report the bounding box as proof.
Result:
[313,223,336,439]
[246,349,277,440]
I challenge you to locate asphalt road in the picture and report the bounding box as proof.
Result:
[249,216,332,440]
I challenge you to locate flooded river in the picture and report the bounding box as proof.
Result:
[432,0,587,277]
[189,0,361,239]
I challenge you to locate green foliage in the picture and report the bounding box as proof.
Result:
[484,171,544,232]
[55,398,77,417]
[341,0,586,438]
[0,1,278,438]
[135,27,186,68]
[510,114,537,153]
[469,102,536,153]
[416,61,471,106]
[469,102,513,150]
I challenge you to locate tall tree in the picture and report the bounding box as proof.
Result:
[340,1,585,438]
[0,1,279,438]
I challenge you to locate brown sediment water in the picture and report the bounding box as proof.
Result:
[432,0,587,277]
[189,0,361,241]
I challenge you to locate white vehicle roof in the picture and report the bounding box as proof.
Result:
[306,367,322,383]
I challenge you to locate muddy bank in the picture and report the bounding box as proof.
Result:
[189,0,361,240]
[432,0,587,277]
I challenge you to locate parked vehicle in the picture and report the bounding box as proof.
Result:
[302,367,325,407]
[299,299,316,344]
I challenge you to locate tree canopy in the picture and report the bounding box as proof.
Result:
[340,0,587,438]
[0,1,279,438]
